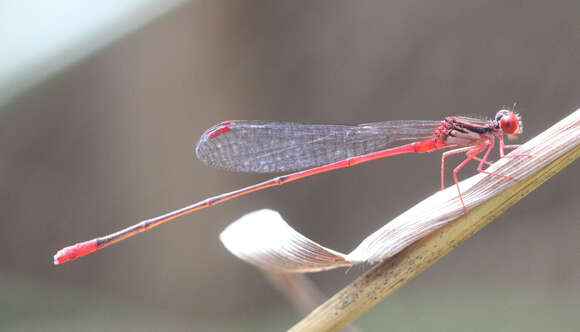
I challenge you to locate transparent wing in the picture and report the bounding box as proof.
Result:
[195,120,440,173]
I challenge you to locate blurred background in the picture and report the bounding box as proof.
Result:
[1,1,578,331]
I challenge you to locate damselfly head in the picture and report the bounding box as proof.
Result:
[495,109,522,137]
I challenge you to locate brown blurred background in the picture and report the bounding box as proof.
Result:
[1,1,578,331]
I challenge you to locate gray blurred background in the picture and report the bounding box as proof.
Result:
[1,1,579,331]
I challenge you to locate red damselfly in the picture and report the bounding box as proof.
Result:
[54,108,523,264]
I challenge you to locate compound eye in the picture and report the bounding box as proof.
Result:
[499,111,521,135]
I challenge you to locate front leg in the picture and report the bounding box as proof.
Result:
[498,134,530,158]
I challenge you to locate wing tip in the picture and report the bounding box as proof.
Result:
[195,121,236,161]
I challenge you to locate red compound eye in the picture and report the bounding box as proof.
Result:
[498,110,521,135]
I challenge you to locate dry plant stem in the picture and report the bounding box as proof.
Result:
[289,119,580,331]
